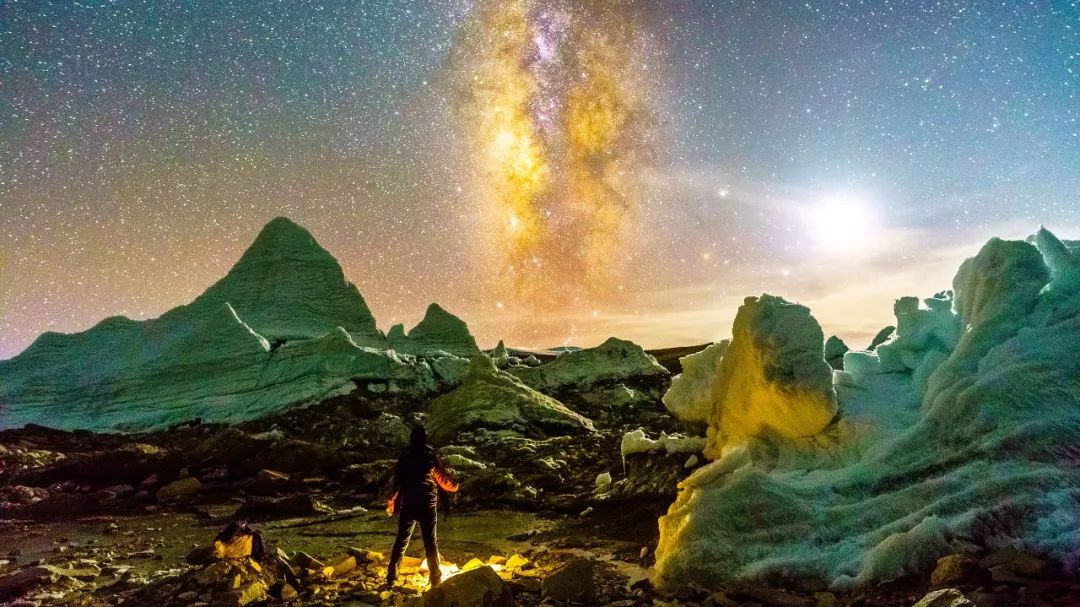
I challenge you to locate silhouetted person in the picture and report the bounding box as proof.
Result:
[385,426,458,587]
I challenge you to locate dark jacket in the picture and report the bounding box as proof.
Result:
[388,444,458,515]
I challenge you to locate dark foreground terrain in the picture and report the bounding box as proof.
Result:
[1,380,1078,607]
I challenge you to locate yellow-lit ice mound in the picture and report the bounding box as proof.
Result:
[662,294,838,460]
[654,228,1080,590]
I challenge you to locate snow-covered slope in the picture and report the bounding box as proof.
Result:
[425,355,594,445]
[654,229,1080,590]
[0,217,471,431]
[196,217,384,346]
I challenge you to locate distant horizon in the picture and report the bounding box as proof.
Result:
[4,217,1073,361]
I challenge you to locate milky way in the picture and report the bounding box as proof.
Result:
[447,0,663,315]
[1,1,1078,358]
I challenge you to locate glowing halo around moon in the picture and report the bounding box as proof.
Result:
[802,194,881,254]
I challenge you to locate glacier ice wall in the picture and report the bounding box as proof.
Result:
[655,230,1080,589]
[0,218,472,432]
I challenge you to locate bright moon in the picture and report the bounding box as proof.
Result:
[803,195,880,253]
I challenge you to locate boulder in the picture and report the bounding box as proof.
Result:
[328,555,357,577]
[930,554,982,587]
[346,547,386,565]
[595,472,612,494]
[813,591,837,607]
[248,469,290,496]
[156,477,202,503]
[424,565,512,607]
[0,566,59,601]
[291,551,327,570]
[194,560,233,586]
[278,582,298,601]
[542,557,596,602]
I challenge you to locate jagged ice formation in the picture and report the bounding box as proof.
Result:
[655,229,1080,590]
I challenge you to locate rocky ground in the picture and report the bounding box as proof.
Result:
[1,363,1078,607]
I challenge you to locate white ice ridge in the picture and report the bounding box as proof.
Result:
[0,218,476,431]
[654,228,1080,590]
[620,428,707,471]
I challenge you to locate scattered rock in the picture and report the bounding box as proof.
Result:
[233,494,332,520]
[328,555,356,577]
[248,469,290,496]
[215,579,268,606]
[507,577,542,594]
[291,551,327,570]
[156,477,202,503]
[931,554,983,587]
[979,547,1047,577]
[733,583,812,607]
[813,591,837,607]
[45,563,101,581]
[346,547,386,565]
[594,472,612,494]
[542,557,596,602]
[504,554,529,572]
[424,565,512,607]
[988,565,1027,584]
[278,582,298,600]
[912,588,975,607]
[194,561,233,587]
[0,566,58,601]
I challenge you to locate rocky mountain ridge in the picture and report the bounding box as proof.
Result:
[0,217,668,433]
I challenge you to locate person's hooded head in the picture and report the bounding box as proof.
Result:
[409,426,428,451]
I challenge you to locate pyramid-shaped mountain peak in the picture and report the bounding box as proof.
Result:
[194,217,381,344]
[423,303,453,317]
[236,216,335,265]
[387,304,480,358]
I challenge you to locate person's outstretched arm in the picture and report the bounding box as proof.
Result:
[432,458,459,493]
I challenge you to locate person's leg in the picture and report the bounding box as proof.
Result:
[419,509,441,586]
[387,517,416,584]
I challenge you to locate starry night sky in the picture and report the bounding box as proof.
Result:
[1,0,1078,359]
